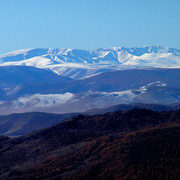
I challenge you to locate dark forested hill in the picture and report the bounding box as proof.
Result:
[0,109,179,179]
[1,103,180,137]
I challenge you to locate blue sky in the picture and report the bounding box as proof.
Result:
[0,0,180,54]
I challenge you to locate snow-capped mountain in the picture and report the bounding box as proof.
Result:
[0,46,180,79]
[0,46,180,115]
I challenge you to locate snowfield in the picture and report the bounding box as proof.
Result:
[0,46,180,79]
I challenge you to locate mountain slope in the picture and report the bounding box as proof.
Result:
[0,66,71,100]
[0,47,180,115]
[0,66,71,85]
[0,68,180,115]
[85,103,180,115]
[0,109,179,179]
[1,46,180,79]
[1,103,179,137]
[0,112,79,137]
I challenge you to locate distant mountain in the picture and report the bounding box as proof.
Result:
[0,66,71,86]
[0,68,180,115]
[0,46,180,115]
[0,109,179,179]
[0,66,71,101]
[0,46,180,79]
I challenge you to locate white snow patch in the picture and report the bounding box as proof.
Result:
[6,85,21,96]
[138,81,166,93]
[101,90,136,99]
[12,93,74,108]
[0,48,34,57]
[0,56,52,68]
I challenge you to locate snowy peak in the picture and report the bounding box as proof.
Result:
[1,46,180,63]
[97,46,180,56]
[0,46,180,79]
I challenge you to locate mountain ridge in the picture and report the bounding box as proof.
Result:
[1,103,180,137]
[0,46,180,115]
[1,46,180,79]
[0,68,180,115]
[1,45,180,57]
[0,108,179,179]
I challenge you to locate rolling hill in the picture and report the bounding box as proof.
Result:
[0,68,180,115]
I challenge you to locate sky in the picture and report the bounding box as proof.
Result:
[0,0,180,54]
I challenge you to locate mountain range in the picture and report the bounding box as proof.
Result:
[0,46,180,115]
[0,67,180,115]
[1,46,180,79]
